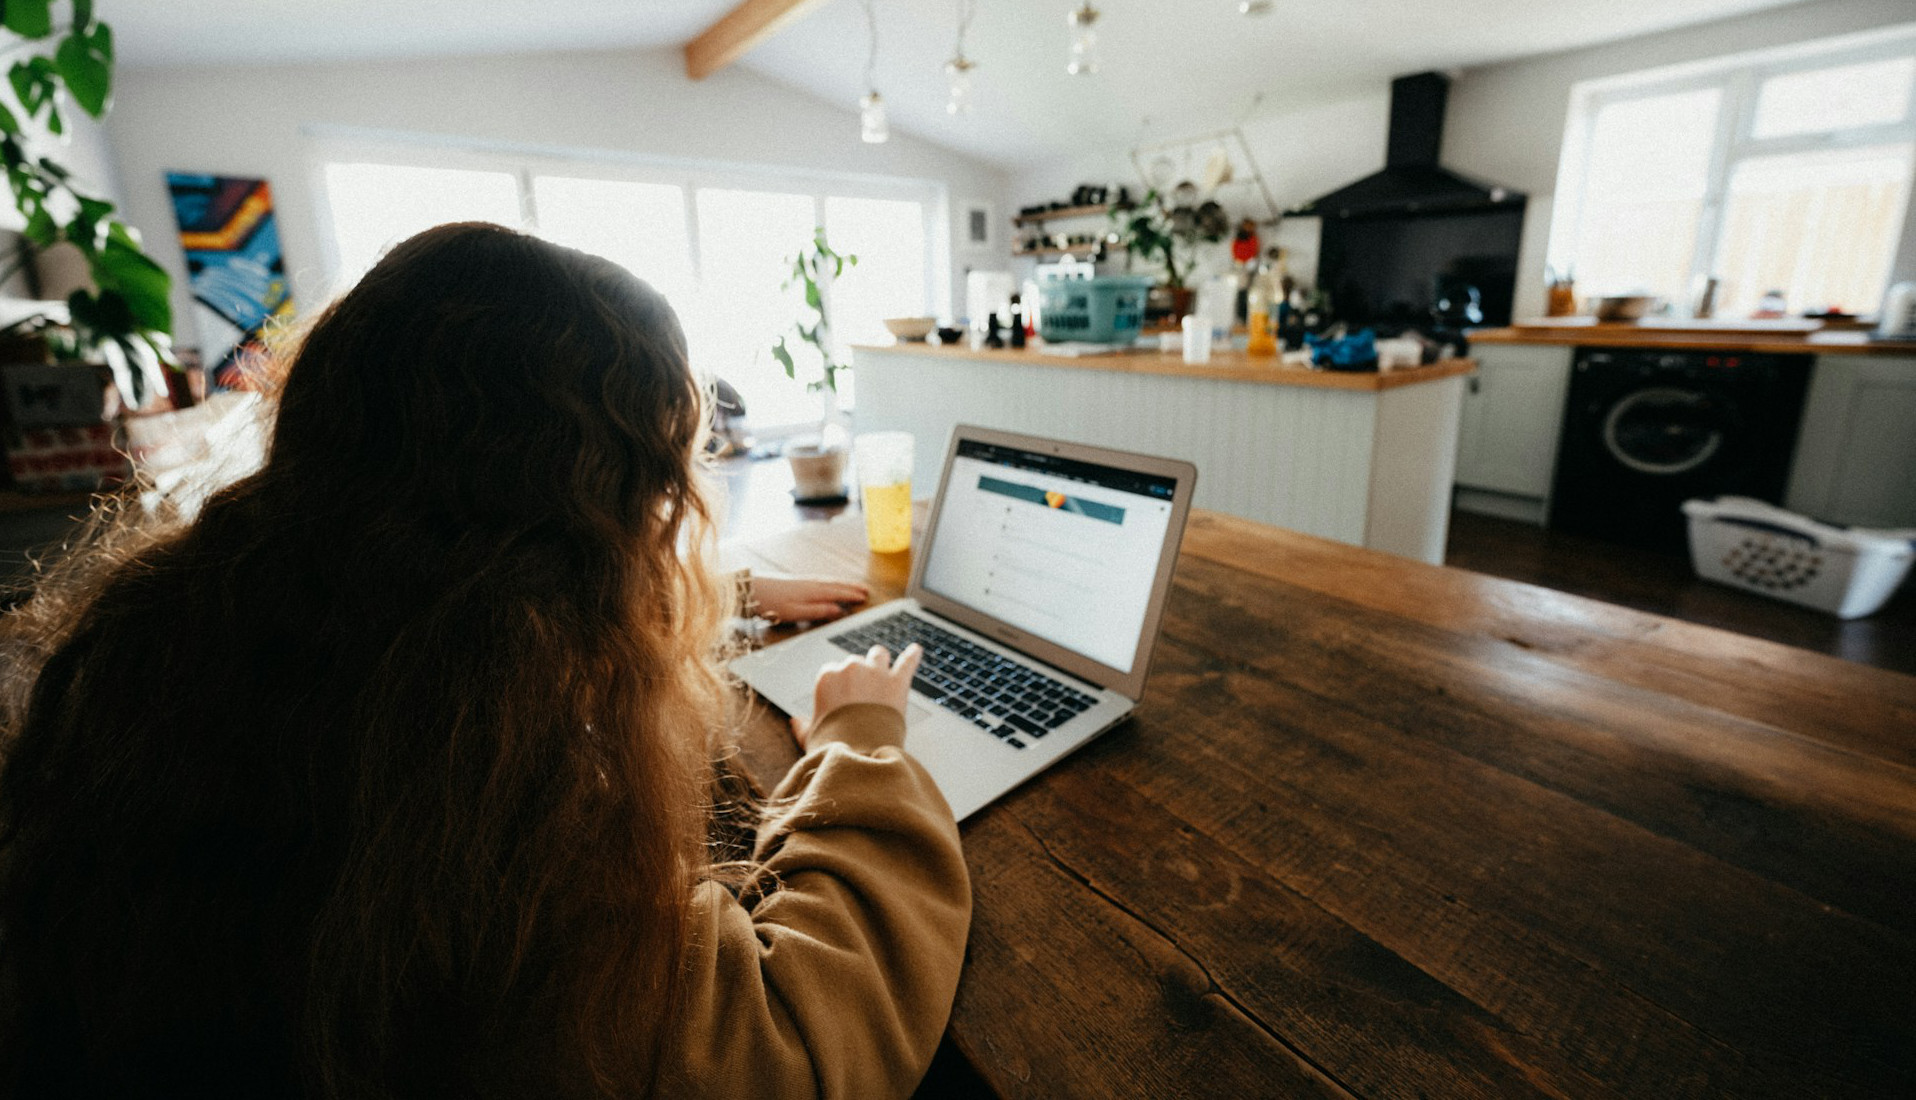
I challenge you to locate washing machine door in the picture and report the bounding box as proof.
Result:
[1600,385,1737,476]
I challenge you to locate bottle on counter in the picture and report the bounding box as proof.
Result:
[985,312,1006,348]
[1008,294,1027,348]
[1246,265,1280,357]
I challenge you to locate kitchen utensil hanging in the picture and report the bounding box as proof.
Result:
[1129,127,1280,223]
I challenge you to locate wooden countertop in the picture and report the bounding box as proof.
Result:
[1474,321,1916,357]
[853,341,1473,392]
[728,507,1916,1099]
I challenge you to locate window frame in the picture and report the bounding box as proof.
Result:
[1549,26,1916,309]
[302,126,948,433]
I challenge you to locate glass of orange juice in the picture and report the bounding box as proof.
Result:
[854,431,914,553]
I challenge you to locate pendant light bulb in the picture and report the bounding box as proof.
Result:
[860,91,889,143]
[857,0,887,143]
[945,55,976,115]
[1067,3,1100,76]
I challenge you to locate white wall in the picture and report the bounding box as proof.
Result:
[103,46,1010,354]
[1013,0,1916,322]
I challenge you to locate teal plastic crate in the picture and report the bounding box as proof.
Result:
[1037,276,1153,344]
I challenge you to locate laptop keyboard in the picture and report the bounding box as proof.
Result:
[828,612,1098,750]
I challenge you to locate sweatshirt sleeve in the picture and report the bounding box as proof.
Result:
[664,703,972,1100]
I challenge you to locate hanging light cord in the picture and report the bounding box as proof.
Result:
[862,0,879,93]
[954,0,975,59]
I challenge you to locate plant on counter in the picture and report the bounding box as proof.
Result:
[1107,188,1223,291]
[0,0,174,407]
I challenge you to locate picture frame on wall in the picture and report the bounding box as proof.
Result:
[962,201,995,251]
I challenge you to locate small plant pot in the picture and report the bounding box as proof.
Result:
[787,443,848,503]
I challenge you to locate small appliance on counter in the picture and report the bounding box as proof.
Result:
[1036,274,1151,346]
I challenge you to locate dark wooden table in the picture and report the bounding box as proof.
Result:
[725,507,1916,1099]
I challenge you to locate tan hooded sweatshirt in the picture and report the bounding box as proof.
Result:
[662,703,972,1099]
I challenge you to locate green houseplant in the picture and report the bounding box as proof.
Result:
[0,0,173,408]
[1109,189,1224,320]
[770,226,857,398]
[770,227,857,501]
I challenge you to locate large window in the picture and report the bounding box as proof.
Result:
[313,142,941,433]
[1551,29,1916,318]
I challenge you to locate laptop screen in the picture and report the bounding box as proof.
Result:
[919,438,1179,674]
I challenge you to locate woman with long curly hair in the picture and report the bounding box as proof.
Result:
[0,223,969,1099]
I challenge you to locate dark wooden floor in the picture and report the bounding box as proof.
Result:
[1445,509,1916,678]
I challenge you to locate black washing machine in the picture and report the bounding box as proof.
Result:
[1549,347,1811,551]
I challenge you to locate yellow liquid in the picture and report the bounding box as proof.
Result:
[861,480,913,553]
[1246,308,1276,355]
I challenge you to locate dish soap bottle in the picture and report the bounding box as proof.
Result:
[1246,265,1279,357]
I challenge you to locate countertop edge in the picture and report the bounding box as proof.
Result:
[1472,326,1916,357]
[851,343,1474,391]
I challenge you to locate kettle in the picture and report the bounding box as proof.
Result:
[1877,281,1916,339]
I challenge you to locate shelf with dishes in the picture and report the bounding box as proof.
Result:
[1015,242,1105,259]
[1011,202,1112,227]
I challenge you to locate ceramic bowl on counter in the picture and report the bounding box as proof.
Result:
[882,316,938,342]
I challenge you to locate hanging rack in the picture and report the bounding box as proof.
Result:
[1128,127,1280,224]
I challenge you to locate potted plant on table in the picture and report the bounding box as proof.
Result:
[769,226,856,502]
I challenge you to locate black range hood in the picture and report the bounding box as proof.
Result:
[1290,71,1523,220]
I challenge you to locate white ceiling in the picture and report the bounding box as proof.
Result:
[99,0,1815,168]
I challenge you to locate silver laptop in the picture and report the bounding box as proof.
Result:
[731,425,1196,820]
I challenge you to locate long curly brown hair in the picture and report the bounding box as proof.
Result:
[0,223,735,1098]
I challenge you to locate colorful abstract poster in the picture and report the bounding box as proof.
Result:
[166,174,295,390]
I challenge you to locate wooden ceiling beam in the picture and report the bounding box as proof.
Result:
[684,0,834,81]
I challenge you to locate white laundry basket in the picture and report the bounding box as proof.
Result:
[1682,497,1916,619]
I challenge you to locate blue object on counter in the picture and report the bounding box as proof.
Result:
[1037,275,1153,345]
[1306,329,1379,372]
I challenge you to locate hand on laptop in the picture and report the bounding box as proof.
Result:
[792,643,924,751]
[751,574,870,624]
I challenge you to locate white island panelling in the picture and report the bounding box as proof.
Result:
[848,344,1469,564]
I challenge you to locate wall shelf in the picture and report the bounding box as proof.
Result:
[1015,245,1103,259]
[1012,203,1112,226]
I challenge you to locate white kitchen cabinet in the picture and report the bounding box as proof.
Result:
[1452,342,1573,525]
[1785,354,1916,528]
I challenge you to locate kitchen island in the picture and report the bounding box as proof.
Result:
[849,342,1472,564]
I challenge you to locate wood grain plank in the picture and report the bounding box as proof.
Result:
[683,0,832,80]
[1163,555,1916,934]
[1176,511,1916,767]
[950,807,1358,1100]
[969,774,1618,1099]
[1112,567,1916,1094]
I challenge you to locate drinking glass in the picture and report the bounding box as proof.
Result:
[854,431,914,553]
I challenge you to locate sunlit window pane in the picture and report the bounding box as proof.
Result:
[823,197,928,348]
[1752,57,1914,139]
[689,189,820,431]
[323,163,522,289]
[1712,143,1913,317]
[532,176,693,315]
[1570,88,1721,299]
